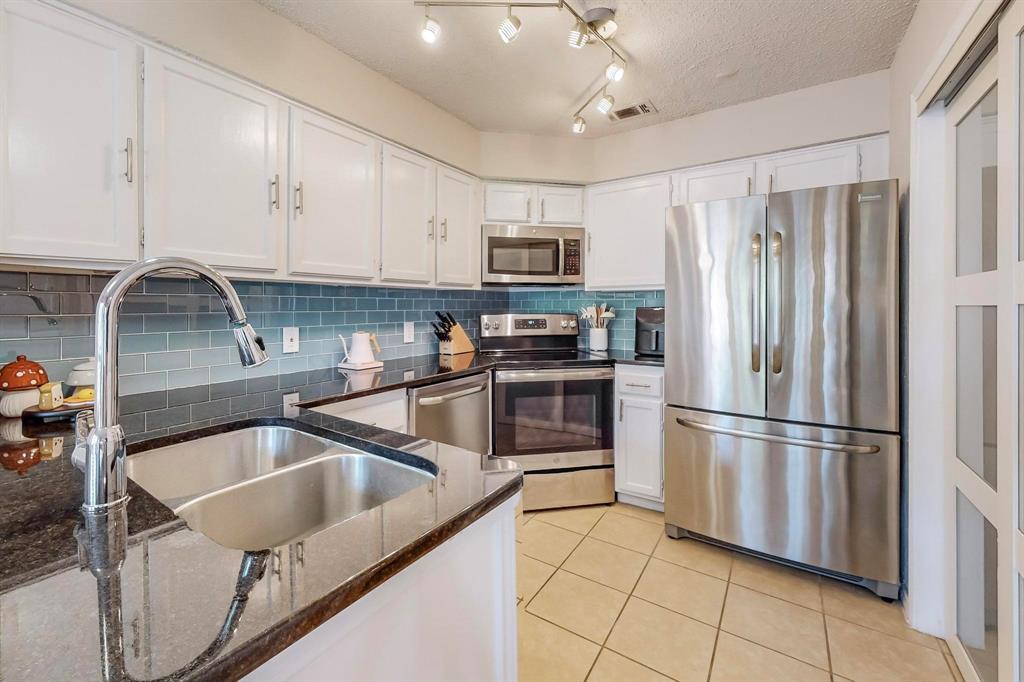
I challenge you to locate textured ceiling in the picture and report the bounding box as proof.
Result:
[257,0,917,138]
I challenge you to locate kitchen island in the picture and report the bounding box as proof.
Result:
[0,358,521,681]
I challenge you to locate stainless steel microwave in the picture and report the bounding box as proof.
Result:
[481,224,585,286]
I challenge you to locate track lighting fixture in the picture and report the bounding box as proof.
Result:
[421,5,441,44]
[605,60,625,82]
[568,18,590,48]
[498,7,522,43]
[572,115,587,134]
[596,92,615,115]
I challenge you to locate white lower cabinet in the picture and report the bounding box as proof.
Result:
[287,106,380,281]
[0,0,139,264]
[308,389,408,434]
[143,49,285,273]
[614,365,665,505]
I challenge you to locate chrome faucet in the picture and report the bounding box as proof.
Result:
[80,257,269,512]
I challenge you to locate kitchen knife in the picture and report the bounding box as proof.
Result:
[444,312,458,328]
[431,322,446,341]
[434,311,451,331]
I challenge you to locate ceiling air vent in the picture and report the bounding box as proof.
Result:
[608,100,658,122]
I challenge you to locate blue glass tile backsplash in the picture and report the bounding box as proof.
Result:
[0,268,661,394]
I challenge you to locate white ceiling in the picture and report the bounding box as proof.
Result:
[257,0,917,138]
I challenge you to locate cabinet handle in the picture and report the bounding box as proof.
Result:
[587,232,592,253]
[746,176,752,196]
[625,382,651,389]
[618,398,624,422]
[441,218,448,242]
[123,137,134,184]
[427,216,435,239]
[270,174,280,211]
[526,197,531,220]
[540,198,545,222]
[295,181,304,216]
[768,173,774,193]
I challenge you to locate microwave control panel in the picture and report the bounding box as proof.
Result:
[563,239,581,275]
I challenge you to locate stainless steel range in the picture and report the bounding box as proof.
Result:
[480,313,614,511]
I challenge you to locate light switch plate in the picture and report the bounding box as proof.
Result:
[282,392,300,418]
[404,321,415,343]
[283,326,300,353]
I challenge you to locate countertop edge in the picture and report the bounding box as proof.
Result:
[191,475,523,681]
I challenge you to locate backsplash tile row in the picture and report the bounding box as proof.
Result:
[507,288,665,350]
[0,270,507,394]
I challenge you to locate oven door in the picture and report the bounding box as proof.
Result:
[481,224,583,285]
[493,367,614,470]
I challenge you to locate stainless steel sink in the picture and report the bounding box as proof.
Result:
[126,425,434,550]
[175,453,433,550]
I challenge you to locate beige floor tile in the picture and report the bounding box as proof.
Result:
[589,512,663,554]
[729,553,822,610]
[527,570,628,644]
[720,584,829,669]
[563,537,649,593]
[826,615,952,682]
[518,611,601,682]
[606,597,717,681]
[587,648,674,682]
[710,632,830,682]
[519,520,584,566]
[652,534,733,580]
[633,557,727,626]
[518,551,556,604]
[517,511,535,534]
[535,505,609,535]
[609,502,665,524]
[820,578,939,650]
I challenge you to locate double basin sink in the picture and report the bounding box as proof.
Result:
[125,426,434,550]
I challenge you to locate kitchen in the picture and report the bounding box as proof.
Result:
[0,0,1018,681]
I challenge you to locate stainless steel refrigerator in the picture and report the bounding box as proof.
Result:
[663,179,900,598]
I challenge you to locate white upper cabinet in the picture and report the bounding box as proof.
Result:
[585,175,671,290]
[672,160,755,205]
[381,144,437,285]
[435,167,479,287]
[537,185,584,224]
[754,142,860,194]
[287,107,380,280]
[483,182,533,223]
[143,49,284,273]
[0,1,139,263]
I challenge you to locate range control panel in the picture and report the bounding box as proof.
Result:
[563,239,582,276]
[479,313,579,337]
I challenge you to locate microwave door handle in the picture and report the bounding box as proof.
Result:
[557,238,565,277]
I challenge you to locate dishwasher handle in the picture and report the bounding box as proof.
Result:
[416,383,487,406]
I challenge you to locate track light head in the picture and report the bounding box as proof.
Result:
[421,7,441,44]
[568,18,590,48]
[572,115,587,134]
[596,92,615,115]
[498,9,522,43]
[605,60,625,82]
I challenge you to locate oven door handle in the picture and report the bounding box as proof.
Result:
[495,368,615,383]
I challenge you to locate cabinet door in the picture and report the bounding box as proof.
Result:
[614,396,664,501]
[436,167,479,287]
[537,185,583,224]
[0,2,139,262]
[673,161,755,205]
[381,144,436,285]
[483,182,533,223]
[143,49,284,272]
[585,175,671,290]
[288,107,380,280]
[755,143,860,193]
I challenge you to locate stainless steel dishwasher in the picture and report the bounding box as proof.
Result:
[408,372,491,455]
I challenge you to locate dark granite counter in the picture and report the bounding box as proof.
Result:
[588,348,665,367]
[0,358,521,681]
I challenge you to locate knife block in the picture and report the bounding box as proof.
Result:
[439,323,476,356]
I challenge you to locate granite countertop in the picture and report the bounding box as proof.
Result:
[0,354,521,682]
[587,348,665,367]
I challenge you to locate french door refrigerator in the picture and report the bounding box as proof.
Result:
[663,179,900,598]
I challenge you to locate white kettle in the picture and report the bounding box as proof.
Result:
[339,331,382,368]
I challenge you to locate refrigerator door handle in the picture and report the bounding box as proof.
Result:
[751,233,762,373]
[675,418,880,454]
[770,231,783,374]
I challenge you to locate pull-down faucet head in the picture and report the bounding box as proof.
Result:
[81,257,269,512]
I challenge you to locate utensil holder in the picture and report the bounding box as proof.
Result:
[589,327,609,351]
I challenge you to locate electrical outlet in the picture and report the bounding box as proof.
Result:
[283,327,300,353]
[404,370,416,381]
[282,392,300,418]
[404,321,415,343]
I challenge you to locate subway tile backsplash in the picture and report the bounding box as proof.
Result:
[0,269,661,396]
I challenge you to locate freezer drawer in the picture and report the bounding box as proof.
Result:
[664,406,899,586]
